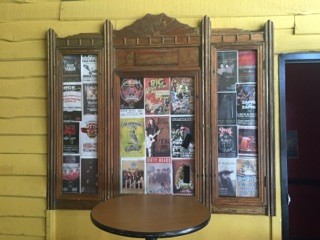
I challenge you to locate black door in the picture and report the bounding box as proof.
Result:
[280,53,320,240]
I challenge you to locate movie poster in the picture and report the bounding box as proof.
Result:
[236,158,258,197]
[81,158,98,194]
[170,77,194,115]
[146,158,172,194]
[218,158,237,197]
[63,84,82,121]
[62,55,81,83]
[81,54,98,83]
[63,155,80,164]
[173,159,194,196]
[120,118,145,158]
[238,50,257,83]
[238,126,257,156]
[80,116,97,157]
[120,77,144,117]
[144,77,170,115]
[145,116,170,158]
[218,92,237,125]
[171,117,195,158]
[63,122,79,153]
[217,51,238,91]
[62,162,80,193]
[218,126,237,158]
[121,160,144,194]
[236,83,257,126]
[83,84,98,115]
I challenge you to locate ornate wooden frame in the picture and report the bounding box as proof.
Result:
[47,13,275,215]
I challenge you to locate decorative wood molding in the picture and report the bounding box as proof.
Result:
[56,33,104,48]
[211,30,264,44]
[114,13,199,37]
[113,13,200,47]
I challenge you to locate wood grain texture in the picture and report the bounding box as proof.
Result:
[91,195,210,237]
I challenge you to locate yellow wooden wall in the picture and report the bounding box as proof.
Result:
[1,0,320,239]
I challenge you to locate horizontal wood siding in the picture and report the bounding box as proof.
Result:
[0,21,104,41]
[0,197,46,217]
[0,236,44,240]
[0,217,45,237]
[0,3,51,239]
[295,14,320,35]
[0,2,60,21]
[59,0,320,19]
[0,0,319,239]
[0,154,46,175]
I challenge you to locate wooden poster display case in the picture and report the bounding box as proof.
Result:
[47,32,109,209]
[210,22,275,215]
[111,14,206,202]
[48,14,274,215]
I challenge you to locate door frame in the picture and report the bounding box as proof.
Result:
[279,52,320,240]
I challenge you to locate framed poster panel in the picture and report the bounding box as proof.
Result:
[47,30,109,209]
[210,21,275,215]
[114,73,200,198]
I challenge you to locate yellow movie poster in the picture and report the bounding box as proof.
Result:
[120,118,145,158]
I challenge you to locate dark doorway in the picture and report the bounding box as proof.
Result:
[280,53,320,240]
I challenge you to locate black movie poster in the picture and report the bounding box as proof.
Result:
[81,158,98,194]
[62,55,81,83]
[120,78,144,116]
[238,50,257,83]
[170,77,194,115]
[236,83,257,126]
[171,117,195,159]
[218,92,237,125]
[173,159,194,196]
[218,126,237,158]
[217,51,238,92]
[83,84,98,115]
[62,156,80,193]
[238,126,257,156]
[145,116,170,158]
[63,122,80,153]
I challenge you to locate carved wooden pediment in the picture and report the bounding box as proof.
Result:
[114,13,199,38]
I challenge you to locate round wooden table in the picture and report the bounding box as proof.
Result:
[90,194,211,240]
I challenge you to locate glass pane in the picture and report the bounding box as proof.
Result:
[217,50,259,198]
[119,77,195,196]
[62,54,99,195]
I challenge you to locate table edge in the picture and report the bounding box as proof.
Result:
[90,211,211,238]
